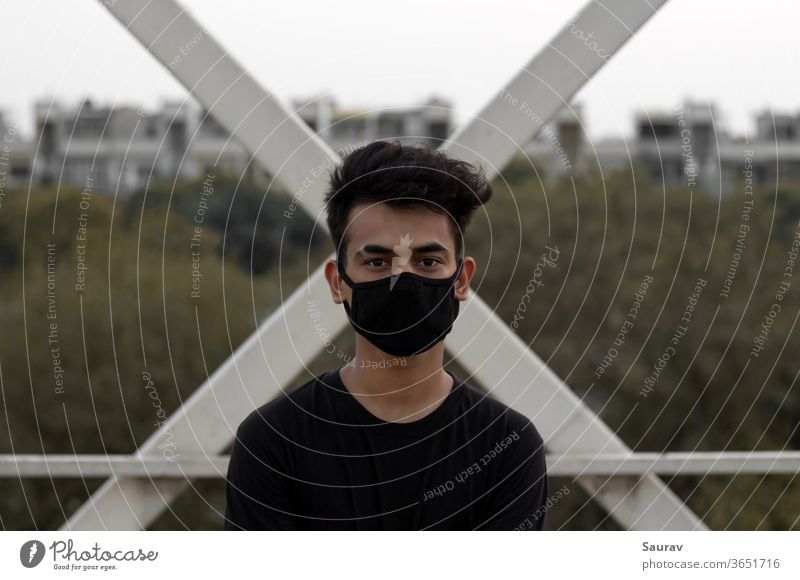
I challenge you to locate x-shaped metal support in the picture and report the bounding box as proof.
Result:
[63,0,707,530]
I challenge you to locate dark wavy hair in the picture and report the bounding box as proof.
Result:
[323,140,493,267]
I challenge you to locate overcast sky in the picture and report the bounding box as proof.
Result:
[2,0,798,142]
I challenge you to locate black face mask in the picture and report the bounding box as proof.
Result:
[337,257,463,357]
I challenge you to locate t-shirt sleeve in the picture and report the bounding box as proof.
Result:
[224,416,302,531]
[476,419,549,531]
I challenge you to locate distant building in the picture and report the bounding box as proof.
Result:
[633,101,723,192]
[23,98,271,194]
[521,99,800,194]
[522,103,587,180]
[750,109,800,184]
[0,110,33,187]
[630,100,800,194]
[291,94,452,152]
[3,96,800,196]
[29,99,192,193]
[0,95,454,195]
[521,100,730,190]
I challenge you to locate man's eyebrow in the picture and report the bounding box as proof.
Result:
[412,242,450,254]
[354,242,450,257]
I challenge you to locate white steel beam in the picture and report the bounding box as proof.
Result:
[62,260,343,529]
[447,294,708,530]
[441,0,668,178]
[62,0,342,530]
[61,0,699,531]
[546,452,800,476]
[7,452,800,477]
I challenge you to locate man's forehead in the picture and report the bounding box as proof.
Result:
[345,203,454,254]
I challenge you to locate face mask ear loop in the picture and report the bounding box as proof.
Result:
[336,260,356,315]
[337,258,356,288]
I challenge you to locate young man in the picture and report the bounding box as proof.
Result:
[224,140,549,530]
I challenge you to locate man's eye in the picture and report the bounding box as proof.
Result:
[366,258,387,268]
[419,258,440,268]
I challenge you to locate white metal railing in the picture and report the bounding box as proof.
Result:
[5,452,800,477]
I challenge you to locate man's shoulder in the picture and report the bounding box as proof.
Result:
[459,381,545,448]
[235,372,324,438]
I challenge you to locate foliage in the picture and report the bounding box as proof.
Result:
[0,179,328,530]
[1,159,799,530]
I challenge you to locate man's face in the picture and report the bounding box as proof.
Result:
[325,203,475,352]
[327,201,474,306]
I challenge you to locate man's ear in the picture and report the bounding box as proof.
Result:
[325,258,346,305]
[455,256,475,301]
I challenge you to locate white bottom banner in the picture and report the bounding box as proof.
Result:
[1,531,797,579]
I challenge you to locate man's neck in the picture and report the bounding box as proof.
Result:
[339,345,454,423]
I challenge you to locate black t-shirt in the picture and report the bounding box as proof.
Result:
[224,366,549,530]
